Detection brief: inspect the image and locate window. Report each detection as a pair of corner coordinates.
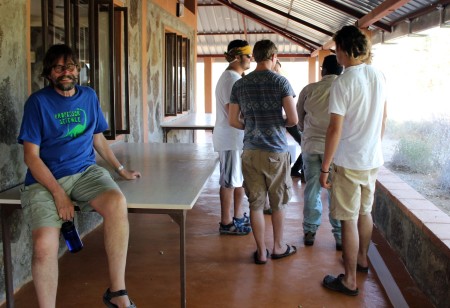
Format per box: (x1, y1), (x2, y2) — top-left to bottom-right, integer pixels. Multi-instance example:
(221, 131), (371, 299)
(29, 0), (129, 139)
(164, 32), (190, 116)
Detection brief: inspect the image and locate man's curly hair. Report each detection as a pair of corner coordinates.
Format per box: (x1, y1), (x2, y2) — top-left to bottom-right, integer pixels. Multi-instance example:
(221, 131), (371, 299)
(333, 25), (369, 60)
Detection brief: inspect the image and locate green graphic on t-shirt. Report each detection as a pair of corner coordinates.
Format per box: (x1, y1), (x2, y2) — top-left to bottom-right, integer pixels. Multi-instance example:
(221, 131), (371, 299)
(55, 108), (87, 138)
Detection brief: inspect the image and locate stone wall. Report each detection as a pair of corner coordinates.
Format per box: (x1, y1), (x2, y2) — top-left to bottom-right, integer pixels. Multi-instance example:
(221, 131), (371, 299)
(373, 167), (450, 307)
(0, 0), (197, 302)
(0, 0), (34, 299)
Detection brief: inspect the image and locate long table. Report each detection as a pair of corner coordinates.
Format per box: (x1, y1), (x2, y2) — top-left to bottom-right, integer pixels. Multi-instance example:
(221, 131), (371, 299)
(161, 113), (215, 142)
(0, 143), (218, 308)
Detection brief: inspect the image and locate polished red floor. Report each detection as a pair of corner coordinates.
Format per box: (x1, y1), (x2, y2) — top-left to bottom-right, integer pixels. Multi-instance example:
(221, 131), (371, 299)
(3, 133), (432, 307)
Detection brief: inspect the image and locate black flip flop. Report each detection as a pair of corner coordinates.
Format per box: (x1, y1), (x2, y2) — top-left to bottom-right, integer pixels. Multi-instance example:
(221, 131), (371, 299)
(322, 274), (359, 296)
(103, 288), (136, 308)
(271, 244), (297, 259)
(357, 264), (369, 273)
(253, 249), (270, 264)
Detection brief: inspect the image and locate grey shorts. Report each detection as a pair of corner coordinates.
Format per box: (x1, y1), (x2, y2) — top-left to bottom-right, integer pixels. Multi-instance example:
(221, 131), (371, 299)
(218, 150), (244, 188)
(21, 165), (120, 230)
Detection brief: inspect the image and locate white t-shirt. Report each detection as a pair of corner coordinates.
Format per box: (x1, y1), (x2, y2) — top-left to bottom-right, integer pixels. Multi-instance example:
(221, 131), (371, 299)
(213, 70), (244, 151)
(329, 63), (387, 170)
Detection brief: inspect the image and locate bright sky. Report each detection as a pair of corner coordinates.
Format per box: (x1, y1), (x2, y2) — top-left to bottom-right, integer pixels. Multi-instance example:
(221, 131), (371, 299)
(371, 27), (450, 122)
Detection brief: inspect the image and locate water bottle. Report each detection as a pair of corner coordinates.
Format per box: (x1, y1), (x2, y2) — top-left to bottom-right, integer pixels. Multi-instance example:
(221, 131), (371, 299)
(61, 220), (83, 253)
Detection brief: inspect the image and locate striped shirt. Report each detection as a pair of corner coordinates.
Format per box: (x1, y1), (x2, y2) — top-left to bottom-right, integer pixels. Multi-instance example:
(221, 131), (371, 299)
(230, 70), (296, 153)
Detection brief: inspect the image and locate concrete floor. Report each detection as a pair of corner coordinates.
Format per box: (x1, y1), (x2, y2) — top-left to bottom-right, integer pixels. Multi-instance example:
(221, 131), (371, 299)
(3, 138), (432, 307)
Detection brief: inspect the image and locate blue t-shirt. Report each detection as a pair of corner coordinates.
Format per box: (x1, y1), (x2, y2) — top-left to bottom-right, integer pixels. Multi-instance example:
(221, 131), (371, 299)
(18, 85), (108, 185)
(230, 70), (296, 152)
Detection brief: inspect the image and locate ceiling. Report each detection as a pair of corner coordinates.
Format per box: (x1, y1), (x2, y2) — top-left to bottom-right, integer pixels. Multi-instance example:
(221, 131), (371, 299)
(197, 0), (450, 57)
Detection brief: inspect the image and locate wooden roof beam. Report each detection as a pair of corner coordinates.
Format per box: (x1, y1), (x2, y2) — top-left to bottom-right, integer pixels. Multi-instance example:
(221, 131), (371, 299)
(215, 0), (319, 51)
(316, 0), (392, 32)
(356, 0), (411, 28)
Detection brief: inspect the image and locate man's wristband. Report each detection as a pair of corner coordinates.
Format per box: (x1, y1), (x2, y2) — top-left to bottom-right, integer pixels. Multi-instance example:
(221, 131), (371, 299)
(320, 169), (330, 174)
(116, 165), (124, 173)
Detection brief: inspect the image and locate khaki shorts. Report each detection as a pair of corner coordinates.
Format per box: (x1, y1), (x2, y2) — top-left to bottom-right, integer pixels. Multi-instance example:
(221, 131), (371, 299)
(21, 165), (120, 230)
(218, 150), (243, 188)
(241, 150), (292, 211)
(330, 165), (379, 221)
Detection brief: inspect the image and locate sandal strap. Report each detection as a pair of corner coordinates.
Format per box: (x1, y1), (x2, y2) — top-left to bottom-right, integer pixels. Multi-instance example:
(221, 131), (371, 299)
(105, 288), (128, 300)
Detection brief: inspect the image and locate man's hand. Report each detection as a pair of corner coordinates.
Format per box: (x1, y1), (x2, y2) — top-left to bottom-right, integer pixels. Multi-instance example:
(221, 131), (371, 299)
(53, 191), (75, 221)
(118, 169), (141, 180)
(319, 171), (331, 189)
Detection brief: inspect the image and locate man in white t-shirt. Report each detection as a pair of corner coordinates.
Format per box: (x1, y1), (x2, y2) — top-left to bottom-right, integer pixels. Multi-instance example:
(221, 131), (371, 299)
(213, 40), (252, 235)
(320, 26), (387, 296)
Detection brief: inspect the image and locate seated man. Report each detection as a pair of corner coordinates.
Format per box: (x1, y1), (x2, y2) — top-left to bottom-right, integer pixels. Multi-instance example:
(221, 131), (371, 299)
(18, 44), (140, 308)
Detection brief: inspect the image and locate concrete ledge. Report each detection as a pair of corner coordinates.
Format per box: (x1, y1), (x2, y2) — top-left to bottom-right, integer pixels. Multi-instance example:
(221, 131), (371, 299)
(373, 166), (450, 307)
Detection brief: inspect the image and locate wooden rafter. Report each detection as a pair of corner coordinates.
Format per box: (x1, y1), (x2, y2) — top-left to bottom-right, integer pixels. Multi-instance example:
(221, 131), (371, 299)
(356, 0), (411, 28)
(316, 0), (392, 32)
(216, 0), (319, 51)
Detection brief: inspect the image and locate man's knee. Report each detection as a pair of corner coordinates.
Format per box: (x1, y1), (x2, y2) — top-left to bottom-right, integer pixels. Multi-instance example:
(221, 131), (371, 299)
(93, 189), (128, 219)
(32, 228), (60, 261)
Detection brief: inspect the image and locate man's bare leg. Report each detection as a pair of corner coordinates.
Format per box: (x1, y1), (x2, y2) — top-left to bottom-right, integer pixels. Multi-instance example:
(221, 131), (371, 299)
(91, 189), (131, 307)
(357, 213), (373, 268)
(271, 208), (287, 255)
(341, 219), (358, 290)
(233, 187), (245, 219)
(250, 209), (267, 261)
(32, 227), (60, 308)
(219, 186), (234, 224)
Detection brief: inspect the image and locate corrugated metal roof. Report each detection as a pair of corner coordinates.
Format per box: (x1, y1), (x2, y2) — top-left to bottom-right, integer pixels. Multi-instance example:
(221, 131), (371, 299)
(197, 0), (445, 56)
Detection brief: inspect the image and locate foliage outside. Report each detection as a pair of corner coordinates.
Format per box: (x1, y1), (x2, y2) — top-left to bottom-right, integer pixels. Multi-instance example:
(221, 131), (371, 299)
(389, 118), (450, 185)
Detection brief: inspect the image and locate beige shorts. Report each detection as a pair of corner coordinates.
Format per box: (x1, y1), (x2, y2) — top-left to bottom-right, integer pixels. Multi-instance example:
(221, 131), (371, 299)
(241, 150), (292, 211)
(21, 165), (120, 230)
(330, 165), (379, 221)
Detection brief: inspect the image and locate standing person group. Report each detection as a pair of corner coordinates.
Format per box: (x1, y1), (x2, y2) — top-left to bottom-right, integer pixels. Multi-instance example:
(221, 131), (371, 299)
(229, 39), (298, 264)
(213, 39), (253, 235)
(297, 55), (343, 250)
(223, 25), (387, 297)
(320, 25), (387, 296)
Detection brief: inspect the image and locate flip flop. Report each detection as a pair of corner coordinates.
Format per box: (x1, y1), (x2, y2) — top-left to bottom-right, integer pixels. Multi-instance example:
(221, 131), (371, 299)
(357, 264), (369, 273)
(253, 249), (270, 264)
(322, 274), (359, 296)
(271, 244), (297, 260)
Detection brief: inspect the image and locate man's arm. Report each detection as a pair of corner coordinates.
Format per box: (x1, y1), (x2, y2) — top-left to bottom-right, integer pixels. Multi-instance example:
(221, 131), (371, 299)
(229, 103), (244, 130)
(319, 113), (344, 188)
(282, 96), (298, 127)
(296, 89), (307, 132)
(93, 133), (141, 180)
(23, 141), (75, 221)
(381, 101), (387, 139)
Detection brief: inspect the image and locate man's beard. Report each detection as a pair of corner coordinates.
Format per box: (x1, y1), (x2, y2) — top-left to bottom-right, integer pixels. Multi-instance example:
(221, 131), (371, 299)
(54, 75), (78, 91)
